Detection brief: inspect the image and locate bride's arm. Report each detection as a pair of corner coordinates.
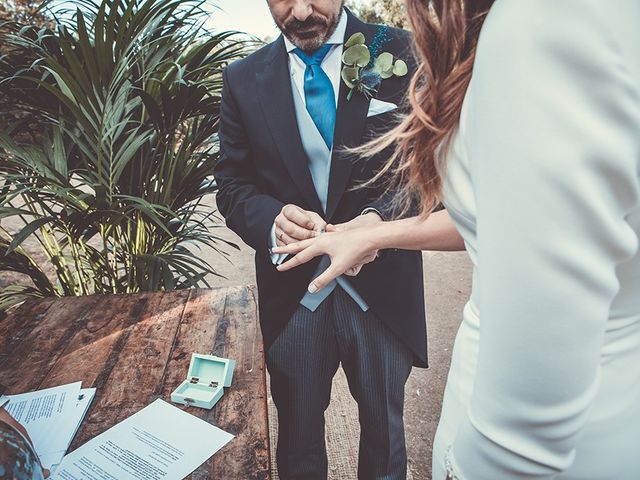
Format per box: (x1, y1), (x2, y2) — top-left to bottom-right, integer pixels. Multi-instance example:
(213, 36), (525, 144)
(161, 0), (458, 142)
(448, 1), (640, 478)
(366, 209), (465, 252)
(273, 209), (465, 291)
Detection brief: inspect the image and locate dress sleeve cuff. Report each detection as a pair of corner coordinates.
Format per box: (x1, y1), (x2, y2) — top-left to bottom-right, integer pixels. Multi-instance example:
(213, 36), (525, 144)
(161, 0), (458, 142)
(269, 223), (287, 266)
(361, 207), (384, 220)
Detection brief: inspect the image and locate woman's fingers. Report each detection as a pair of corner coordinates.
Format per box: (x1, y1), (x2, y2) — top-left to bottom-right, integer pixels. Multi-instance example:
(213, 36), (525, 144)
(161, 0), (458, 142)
(345, 265), (363, 276)
(272, 238), (314, 256)
(276, 242), (320, 271)
(363, 252), (378, 263)
(344, 252), (378, 277)
(308, 264), (343, 293)
(325, 223), (342, 232)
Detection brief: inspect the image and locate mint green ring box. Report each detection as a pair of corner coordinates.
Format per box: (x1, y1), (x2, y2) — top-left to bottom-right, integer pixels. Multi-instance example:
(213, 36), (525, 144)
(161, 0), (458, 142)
(171, 353), (235, 409)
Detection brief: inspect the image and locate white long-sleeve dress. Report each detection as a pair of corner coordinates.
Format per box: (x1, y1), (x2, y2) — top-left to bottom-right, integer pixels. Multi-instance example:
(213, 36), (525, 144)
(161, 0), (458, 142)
(432, 1), (640, 478)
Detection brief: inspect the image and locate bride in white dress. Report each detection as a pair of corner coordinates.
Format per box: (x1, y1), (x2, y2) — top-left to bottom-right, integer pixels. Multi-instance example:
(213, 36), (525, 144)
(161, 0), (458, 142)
(273, 0), (640, 478)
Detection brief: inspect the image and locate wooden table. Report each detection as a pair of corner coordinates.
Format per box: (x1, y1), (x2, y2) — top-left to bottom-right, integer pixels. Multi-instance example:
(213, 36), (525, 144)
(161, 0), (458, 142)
(0, 286), (271, 479)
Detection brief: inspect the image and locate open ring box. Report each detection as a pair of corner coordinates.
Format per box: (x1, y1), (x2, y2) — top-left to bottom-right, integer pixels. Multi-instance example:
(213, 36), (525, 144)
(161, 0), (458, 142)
(171, 353), (235, 409)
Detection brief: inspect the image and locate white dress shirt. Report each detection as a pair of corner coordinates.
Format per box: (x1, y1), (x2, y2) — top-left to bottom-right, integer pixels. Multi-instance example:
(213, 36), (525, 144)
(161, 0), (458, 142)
(284, 11), (346, 109)
(269, 10), (347, 263)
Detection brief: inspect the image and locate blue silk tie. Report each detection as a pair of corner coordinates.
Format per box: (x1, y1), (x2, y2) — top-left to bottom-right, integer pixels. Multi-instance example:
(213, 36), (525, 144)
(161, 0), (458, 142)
(293, 44), (337, 149)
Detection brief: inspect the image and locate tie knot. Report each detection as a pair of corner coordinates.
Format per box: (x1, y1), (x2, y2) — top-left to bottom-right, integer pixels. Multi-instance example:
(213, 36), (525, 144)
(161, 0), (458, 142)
(294, 44), (333, 67)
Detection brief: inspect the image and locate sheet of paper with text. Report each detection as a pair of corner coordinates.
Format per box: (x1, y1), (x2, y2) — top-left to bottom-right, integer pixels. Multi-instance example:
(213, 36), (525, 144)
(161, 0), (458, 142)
(5, 381), (87, 469)
(50, 399), (234, 480)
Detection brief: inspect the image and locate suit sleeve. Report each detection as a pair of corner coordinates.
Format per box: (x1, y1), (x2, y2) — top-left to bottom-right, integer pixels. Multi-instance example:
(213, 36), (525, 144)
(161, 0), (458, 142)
(214, 66), (284, 253)
(450, 1), (640, 478)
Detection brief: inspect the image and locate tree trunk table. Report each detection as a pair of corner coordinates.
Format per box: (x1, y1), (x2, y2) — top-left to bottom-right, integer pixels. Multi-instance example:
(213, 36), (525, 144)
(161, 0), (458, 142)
(0, 286), (270, 480)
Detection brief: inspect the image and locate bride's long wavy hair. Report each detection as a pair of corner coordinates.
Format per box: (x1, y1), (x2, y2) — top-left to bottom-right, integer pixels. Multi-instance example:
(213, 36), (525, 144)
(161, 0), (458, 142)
(362, 0), (494, 216)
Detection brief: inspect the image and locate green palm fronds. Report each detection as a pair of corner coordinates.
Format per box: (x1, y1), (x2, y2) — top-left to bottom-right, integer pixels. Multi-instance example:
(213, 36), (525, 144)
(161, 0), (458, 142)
(0, 0), (244, 310)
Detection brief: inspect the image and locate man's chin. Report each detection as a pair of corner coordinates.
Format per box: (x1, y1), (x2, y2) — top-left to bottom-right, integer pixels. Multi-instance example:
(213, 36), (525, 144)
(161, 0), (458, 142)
(287, 35), (325, 52)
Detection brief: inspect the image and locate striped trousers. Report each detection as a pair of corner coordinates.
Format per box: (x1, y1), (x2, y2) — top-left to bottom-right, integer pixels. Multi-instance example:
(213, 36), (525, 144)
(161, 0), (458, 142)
(266, 288), (413, 480)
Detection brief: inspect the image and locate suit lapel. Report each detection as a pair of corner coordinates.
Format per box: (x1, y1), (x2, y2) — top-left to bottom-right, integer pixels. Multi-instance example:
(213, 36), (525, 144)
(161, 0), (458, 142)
(326, 14), (378, 220)
(256, 37), (324, 213)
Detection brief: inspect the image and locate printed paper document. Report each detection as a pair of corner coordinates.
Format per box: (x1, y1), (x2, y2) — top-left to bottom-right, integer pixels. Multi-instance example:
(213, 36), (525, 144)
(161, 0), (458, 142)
(5, 382), (94, 469)
(50, 399), (233, 480)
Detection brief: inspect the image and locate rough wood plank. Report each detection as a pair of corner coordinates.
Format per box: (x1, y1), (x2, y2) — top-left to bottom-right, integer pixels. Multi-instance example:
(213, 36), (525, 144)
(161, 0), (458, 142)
(158, 288), (228, 394)
(175, 286), (270, 480)
(69, 289), (191, 448)
(40, 292), (157, 390)
(0, 297), (55, 358)
(210, 285), (269, 480)
(0, 288), (270, 480)
(0, 295), (101, 393)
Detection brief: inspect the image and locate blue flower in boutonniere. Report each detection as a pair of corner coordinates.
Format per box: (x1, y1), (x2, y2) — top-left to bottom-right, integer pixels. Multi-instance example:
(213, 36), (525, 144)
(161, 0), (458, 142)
(341, 28), (408, 101)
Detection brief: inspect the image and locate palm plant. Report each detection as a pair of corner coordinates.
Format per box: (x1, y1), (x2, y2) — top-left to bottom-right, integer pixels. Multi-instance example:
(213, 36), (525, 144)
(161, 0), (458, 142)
(0, 0), (244, 311)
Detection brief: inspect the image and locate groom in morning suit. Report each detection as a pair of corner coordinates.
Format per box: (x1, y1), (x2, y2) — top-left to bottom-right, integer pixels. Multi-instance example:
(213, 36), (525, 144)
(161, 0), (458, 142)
(214, 1), (426, 478)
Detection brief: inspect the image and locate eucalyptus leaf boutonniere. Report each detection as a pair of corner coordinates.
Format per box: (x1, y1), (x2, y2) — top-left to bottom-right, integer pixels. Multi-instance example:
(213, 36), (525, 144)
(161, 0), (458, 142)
(341, 28), (408, 101)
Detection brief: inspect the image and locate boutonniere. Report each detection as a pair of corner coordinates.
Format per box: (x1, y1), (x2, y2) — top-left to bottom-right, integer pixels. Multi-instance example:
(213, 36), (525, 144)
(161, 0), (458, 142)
(341, 27), (408, 101)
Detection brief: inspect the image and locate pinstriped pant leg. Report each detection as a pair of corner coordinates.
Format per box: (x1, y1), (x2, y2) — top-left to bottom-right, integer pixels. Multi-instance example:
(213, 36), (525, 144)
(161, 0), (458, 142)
(332, 288), (414, 480)
(266, 300), (340, 480)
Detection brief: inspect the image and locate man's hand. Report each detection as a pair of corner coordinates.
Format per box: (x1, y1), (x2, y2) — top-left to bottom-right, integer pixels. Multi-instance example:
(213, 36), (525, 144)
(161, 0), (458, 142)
(274, 204), (326, 246)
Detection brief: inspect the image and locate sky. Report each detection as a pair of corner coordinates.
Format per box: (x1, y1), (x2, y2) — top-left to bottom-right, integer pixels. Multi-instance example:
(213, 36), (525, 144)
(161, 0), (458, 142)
(206, 0), (367, 40)
(205, 0), (279, 40)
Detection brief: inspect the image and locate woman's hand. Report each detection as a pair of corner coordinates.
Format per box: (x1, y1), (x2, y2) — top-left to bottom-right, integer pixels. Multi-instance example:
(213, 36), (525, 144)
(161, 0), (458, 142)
(273, 227), (379, 292)
(273, 210), (465, 292)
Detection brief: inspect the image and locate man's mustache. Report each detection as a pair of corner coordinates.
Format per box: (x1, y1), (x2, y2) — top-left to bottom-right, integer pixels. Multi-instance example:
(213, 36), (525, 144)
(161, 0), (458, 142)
(284, 16), (328, 35)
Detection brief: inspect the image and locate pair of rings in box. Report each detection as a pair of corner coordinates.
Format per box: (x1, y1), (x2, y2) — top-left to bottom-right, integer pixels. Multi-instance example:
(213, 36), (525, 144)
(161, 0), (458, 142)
(171, 353), (235, 409)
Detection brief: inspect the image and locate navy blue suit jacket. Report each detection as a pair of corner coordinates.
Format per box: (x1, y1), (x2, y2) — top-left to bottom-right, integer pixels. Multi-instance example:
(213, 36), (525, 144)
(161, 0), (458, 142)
(214, 12), (428, 367)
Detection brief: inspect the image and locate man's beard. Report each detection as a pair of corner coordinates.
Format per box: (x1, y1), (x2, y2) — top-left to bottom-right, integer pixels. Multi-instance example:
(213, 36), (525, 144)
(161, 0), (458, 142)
(278, 4), (344, 52)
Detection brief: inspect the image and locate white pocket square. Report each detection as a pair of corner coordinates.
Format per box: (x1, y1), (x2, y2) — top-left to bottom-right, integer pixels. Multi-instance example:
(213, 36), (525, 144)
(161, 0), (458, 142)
(367, 99), (398, 117)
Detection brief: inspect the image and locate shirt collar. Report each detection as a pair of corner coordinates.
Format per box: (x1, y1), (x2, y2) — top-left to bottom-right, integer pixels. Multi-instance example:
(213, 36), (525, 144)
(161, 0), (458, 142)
(284, 8), (348, 53)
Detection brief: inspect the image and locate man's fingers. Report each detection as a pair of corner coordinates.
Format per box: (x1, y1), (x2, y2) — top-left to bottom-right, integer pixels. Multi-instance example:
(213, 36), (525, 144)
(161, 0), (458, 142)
(282, 204), (316, 230)
(275, 230), (296, 246)
(308, 265), (341, 293)
(277, 220), (316, 240)
(276, 214), (324, 240)
(281, 204), (327, 232)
